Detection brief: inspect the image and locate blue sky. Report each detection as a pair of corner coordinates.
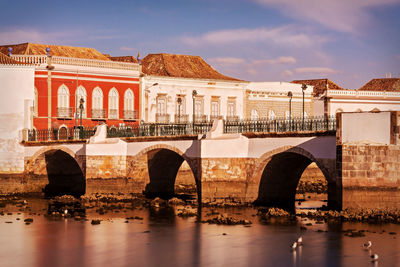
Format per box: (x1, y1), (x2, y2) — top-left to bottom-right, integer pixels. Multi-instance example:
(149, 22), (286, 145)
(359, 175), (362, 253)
(1, 0), (399, 89)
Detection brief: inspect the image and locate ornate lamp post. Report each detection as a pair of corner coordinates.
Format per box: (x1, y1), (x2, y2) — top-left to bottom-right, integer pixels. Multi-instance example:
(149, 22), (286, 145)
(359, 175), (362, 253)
(301, 84), (307, 129)
(192, 90), (197, 131)
(79, 98), (85, 127)
(177, 97), (182, 123)
(287, 91), (293, 121)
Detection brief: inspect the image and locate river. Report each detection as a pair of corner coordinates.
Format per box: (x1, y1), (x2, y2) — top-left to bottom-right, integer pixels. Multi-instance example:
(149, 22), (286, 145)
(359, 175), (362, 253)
(0, 197), (399, 267)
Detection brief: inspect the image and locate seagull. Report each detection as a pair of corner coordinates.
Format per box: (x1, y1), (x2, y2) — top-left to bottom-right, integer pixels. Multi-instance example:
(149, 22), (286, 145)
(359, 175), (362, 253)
(297, 236), (303, 246)
(64, 209), (68, 215)
(370, 254), (378, 261)
(362, 241), (372, 250)
(291, 241), (297, 251)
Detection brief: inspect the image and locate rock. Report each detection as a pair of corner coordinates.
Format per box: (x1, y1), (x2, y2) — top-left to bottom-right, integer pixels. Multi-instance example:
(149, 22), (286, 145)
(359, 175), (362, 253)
(24, 218), (33, 223)
(168, 197), (185, 205)
(91, 219), (101, 225)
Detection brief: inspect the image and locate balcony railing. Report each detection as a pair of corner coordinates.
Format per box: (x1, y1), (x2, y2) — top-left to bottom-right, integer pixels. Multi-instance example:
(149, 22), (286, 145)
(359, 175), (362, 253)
(108, 109), (119, 119)
(10, 55), (140, 71)
(194, 114), (208, 123)
(226, 115), (239, 121)
(210, 115), (223, 121)
(174, 114), (189, 123)
(57, 107), (73, 118)
(26, 116), (336, 142)
(124, 110), (138, 120)
(156, 113), (170, 123)
(91, 109), (106, 119)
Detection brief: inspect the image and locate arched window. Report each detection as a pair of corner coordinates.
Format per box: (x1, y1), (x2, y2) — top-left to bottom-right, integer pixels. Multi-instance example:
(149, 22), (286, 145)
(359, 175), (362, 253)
(57, 84), (70, 118)
(76, 86), (87, 118)
(251, 109), (259, 120)
(34, 87), (38, 117)
(108, 88), (119, 119)
(92, 87), (104, 119)
(124, 89), (135, 120)
(268, 109), (276, 120)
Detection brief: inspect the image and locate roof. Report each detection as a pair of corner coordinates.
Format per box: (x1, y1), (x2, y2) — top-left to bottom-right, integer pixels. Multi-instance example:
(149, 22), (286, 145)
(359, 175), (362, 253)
(0, 52), (27, 65)
(291, 78), (345, 96)
(358, 78), (400, 92)
(0, 43), (110, 61)
(110, 56), (138, 63)
(142, 53), (240, 81)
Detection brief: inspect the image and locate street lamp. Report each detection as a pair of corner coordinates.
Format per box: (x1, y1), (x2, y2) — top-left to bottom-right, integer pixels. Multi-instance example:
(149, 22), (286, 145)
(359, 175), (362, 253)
(301, 84), (307, 129)
(177, 97), (182, 123)
(192, 90), (197, 130)
(79, 98), (85, 127)
(287, 91), (293, 121)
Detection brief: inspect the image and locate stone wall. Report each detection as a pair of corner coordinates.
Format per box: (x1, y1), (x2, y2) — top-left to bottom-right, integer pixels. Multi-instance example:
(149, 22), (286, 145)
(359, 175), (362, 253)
(340, 144), (400, 210)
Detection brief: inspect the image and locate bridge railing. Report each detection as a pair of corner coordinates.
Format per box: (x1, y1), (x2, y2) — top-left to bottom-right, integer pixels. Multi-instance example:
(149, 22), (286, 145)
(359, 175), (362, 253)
(25, 116), (336, 142)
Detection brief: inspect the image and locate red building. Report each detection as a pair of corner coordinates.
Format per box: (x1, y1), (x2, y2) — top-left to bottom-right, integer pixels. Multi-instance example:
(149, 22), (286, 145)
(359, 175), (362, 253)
(0, 43), (141, 133)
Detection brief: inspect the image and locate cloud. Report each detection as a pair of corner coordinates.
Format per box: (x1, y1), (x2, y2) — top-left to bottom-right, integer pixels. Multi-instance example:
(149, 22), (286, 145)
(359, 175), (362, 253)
(252, 56), (296, 65)
(181, 25), (327, 47)
(208, 57), (245, 66)
(253, 0), (400, 33)
(281, 70), (293, 77)
(294, 67), (340, 75)
(120, 46), (136, 52)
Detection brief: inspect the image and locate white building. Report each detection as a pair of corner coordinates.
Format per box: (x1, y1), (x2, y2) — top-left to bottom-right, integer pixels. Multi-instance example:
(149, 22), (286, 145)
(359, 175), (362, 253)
(0, 53), (35, 173)
(140, 53), (247, 123)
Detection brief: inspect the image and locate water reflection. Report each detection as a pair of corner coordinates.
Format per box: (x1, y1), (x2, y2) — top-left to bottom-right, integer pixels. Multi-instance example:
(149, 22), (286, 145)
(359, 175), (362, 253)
(0, 199), (399, 267)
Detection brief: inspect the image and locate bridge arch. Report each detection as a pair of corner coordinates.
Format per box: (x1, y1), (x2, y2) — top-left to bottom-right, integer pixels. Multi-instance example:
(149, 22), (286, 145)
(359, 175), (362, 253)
(250, 145), (337, 211)
(128, 144), (200, 200)
(26, 146), (86, 198)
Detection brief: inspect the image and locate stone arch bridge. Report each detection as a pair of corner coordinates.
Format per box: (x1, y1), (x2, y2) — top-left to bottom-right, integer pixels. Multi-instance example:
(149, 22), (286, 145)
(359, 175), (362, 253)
(24, 128), (339, 210)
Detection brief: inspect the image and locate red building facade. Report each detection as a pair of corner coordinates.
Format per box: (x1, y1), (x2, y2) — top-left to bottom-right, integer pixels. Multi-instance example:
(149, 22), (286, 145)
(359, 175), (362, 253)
(1, 43), (141, 132)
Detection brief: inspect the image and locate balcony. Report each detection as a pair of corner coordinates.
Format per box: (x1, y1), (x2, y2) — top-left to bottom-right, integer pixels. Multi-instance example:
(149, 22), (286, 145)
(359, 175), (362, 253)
(57, 107), (73, 118)
(156, 113), (170, 123)
(194, 114), (208, 123)
(226, 115), (239, 121)
(124, 110), (138, 120)
(210, 115), (223, 121)
(108, 109), (119, 119)
(174, 114), (189, 123)
(91, 109), (106, 120)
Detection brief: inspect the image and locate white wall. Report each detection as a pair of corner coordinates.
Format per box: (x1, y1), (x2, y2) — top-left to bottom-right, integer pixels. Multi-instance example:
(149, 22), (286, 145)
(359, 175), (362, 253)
(0, 66), (35, 173)
(142, 76), (247, 123)
(330, 100), (400, 114)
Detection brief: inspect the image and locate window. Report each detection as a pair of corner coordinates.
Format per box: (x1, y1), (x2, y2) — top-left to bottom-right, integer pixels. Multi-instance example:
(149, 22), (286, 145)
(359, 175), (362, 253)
(195, 98), (203, 115)
(76, 86), (87, 118)
(92, 87), (103, 109)
(124, 89), (134, 111)
(57, 84), (69, 109)
(157, 96), (167, 114)
(211, 100), (219, 117)
(108, 88), (119, 119)
(268, 109), (276, 120)
(251, 109), (259, 120)
(227, 99), (236, 117)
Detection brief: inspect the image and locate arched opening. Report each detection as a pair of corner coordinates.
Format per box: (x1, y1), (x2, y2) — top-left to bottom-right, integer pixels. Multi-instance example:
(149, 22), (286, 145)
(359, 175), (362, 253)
(255, 151), (330, 211)
(144, 148), (198, 201)
(42, 150), (85, 198)
(58, 127), (68, 140)
(295, 162), (327, 210)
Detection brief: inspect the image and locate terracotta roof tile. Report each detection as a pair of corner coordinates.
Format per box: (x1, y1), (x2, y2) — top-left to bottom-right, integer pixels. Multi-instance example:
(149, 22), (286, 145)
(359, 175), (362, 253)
(358, 78), (400, 92)
(291, 78), (345, 96)
(142, 53), (240, 81)
(110, 56), (138, 63)
(0, 52), (27, 65)
(0, 43), (110, 61)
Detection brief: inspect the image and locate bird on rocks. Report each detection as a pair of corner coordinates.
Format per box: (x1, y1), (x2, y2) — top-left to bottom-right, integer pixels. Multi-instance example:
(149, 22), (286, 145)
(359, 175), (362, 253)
(291, 241), (297, 251)
(64, 209), (68, 215)
(370, 254), (378, 261)
(362, 241), (372, 250)
(297, 236), (303, 246)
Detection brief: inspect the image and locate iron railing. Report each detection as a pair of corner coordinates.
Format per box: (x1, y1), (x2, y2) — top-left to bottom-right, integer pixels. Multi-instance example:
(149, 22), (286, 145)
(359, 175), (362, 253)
(123, 110), (138, 120)
(91, 109), (106, 119)
(56, 107), (73, 118)
(26, 116), (336, 142)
